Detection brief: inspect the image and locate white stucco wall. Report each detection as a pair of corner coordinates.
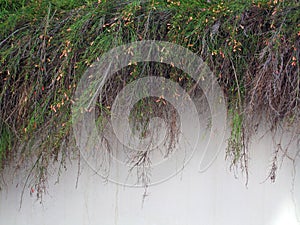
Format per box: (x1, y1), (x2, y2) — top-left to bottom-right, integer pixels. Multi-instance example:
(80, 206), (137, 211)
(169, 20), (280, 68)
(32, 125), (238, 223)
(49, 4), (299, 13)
(0, 126), (299, 225)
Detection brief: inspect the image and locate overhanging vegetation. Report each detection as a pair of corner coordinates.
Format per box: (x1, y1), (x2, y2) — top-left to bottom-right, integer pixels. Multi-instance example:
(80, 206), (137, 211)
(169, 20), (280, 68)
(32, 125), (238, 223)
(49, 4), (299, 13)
(0, 0), (299, 197)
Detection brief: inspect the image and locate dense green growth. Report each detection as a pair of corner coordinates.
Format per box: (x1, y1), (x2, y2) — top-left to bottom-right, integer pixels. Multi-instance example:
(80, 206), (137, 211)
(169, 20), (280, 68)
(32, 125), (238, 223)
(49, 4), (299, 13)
(0, 0), (299, 195)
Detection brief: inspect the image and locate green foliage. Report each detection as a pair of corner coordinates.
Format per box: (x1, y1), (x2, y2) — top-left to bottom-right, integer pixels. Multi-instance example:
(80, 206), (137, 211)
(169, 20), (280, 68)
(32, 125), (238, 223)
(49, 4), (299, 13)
(0, 122), (12, 168)
(0, 0), (299, 193)
(226, 109), (247, 171)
